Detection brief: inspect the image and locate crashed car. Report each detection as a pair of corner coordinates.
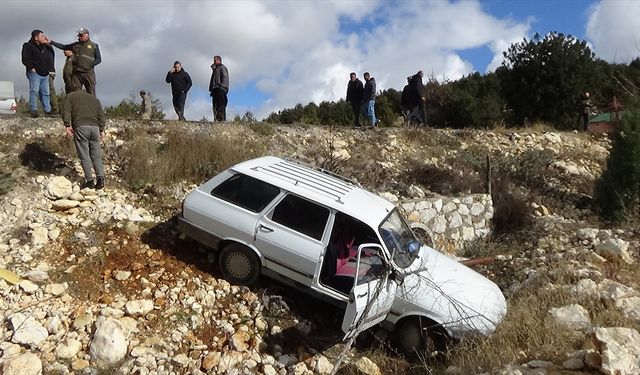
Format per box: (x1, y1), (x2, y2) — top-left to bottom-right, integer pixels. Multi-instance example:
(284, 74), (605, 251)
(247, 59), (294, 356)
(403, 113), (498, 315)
(179, 156), (507, 353)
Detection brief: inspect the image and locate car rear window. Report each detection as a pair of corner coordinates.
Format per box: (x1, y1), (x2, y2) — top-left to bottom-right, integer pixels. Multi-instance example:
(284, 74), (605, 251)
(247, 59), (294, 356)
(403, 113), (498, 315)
(271, 194), (329, 241)
(211, 173), (280, 213)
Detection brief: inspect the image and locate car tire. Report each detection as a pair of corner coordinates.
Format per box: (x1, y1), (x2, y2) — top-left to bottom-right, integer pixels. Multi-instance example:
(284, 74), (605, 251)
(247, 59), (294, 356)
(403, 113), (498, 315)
(219, 243), (261, 286)
(394, 317), (448, 358)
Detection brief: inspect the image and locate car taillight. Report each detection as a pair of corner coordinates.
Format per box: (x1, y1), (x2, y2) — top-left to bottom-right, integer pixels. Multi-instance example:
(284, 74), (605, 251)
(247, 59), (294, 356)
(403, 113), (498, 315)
(10, 102), (17, 112)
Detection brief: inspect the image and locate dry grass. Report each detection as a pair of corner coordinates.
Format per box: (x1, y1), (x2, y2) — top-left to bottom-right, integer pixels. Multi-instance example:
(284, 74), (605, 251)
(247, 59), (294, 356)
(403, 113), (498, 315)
(119, 125), (266, 190)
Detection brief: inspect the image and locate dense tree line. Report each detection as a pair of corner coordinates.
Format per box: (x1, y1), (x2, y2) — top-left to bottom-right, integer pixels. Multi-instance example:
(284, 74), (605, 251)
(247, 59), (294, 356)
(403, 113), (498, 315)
(266, 32), (640, 130)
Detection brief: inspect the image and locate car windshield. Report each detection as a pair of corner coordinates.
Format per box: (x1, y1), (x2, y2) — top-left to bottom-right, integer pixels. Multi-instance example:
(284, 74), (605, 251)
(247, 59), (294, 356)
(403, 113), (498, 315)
(379, 209), (421, 269)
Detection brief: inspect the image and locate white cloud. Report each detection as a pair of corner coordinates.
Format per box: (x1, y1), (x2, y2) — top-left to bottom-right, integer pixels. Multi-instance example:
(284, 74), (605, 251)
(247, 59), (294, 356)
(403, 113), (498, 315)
(0, 0), (529, 121)
(587, 0), (640, 62)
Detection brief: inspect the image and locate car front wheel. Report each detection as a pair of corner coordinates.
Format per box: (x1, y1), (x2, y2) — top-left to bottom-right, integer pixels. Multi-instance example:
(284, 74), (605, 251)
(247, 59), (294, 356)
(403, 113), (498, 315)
(219, 244), (261, 286)
(394, 317), (448, 358)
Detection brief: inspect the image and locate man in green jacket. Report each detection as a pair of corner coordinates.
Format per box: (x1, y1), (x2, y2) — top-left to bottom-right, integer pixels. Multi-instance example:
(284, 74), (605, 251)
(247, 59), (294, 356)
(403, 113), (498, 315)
(48, 27), (101, 95)
(63, 87), (105, 189)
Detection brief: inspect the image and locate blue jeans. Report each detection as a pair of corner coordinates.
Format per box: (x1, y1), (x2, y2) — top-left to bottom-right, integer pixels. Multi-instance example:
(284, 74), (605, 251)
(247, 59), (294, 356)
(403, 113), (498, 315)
(27, 71), (51, 113)
(363, 100), (377, 126)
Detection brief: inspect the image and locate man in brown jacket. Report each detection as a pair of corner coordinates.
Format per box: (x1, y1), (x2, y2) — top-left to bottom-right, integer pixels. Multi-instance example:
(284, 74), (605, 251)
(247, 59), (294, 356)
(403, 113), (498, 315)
(63, 88), (105, 189)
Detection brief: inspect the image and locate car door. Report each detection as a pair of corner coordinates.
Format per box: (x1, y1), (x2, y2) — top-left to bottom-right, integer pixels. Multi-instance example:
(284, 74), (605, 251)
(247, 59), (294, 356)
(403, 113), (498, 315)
(341, 244), (398, 339)
(254, 193), (330, 286)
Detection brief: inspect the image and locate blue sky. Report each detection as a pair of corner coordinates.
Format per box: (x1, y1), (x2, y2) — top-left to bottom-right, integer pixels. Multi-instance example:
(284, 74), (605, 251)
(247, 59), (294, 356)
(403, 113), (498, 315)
(1, 0), (637, 120)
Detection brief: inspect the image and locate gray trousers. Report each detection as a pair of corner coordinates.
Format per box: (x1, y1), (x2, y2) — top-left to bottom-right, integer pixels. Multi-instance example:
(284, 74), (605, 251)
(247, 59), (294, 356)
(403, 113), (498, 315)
(73, 125), (104, 180)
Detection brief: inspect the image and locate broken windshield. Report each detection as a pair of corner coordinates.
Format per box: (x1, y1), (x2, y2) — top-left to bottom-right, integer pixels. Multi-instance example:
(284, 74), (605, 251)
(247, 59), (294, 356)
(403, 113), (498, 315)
(379, 209), (421, 269)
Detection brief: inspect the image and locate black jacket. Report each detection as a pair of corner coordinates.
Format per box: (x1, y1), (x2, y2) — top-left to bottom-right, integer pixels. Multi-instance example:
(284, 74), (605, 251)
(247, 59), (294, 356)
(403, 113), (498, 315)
(409, 74), (425, 103)
(21, 40), (54, 76)
(346, 78), (363, 104)
(363, 77), (376, 102)
(165, 69), (193, 96)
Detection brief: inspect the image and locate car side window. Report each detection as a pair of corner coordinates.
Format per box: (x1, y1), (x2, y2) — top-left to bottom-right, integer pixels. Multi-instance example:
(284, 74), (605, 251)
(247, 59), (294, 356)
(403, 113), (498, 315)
(271, 194), (329, 241)
(211, 173), (280, 213)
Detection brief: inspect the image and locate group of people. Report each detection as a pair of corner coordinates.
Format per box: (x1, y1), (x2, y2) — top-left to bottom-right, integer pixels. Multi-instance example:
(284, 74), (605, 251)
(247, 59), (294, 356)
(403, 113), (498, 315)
(346, 70), (427, 129)
(21, 28), (105, 190)
(21, 27), (101, 117)
(164, 56), (229, 121)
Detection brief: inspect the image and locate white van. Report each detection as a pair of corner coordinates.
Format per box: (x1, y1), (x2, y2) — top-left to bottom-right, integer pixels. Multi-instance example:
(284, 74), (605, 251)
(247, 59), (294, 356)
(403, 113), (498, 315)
(0, 81), (17, 115)
(179, 156), (507, 353)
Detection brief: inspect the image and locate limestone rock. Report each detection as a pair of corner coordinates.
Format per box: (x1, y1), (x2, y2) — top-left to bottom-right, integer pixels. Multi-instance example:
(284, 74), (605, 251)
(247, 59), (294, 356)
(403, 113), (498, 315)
(355, 357), (381, 375)
(52, 199), (81, 211)
(379, 192), (398, 203)
(202, 351), (221, 370)
(31, 227), (48, 246)
(124, 299), (154, 317)
(89, 317), (128, 367)
(25, 270), (48, 283)
(315, 355), (334, 374)
(408, 185), (425, 198)
(230, 331), (250, 351)
(3, 352), (42, 375)
(44, 282), (68, 296)
(614, 297), (640, 322)
(596, 239), (633, 264)
(19, 280), (39, 294)
(599, 279), (638, 301)
(593, 327), (640, 375)
(10, 313), (48, 346)
(55, 338), (82, 359)
(114, 270), (132, 281)
(46, 176), (73, 199)
(547, 304), (592, 331)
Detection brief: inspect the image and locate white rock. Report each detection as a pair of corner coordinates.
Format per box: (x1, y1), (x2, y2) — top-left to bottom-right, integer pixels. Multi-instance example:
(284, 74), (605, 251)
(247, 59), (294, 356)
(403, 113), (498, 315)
(291, 362), (308, 375)
(570, 279), (599, 300)
(19, 280), (39, 294)
(2, 352), (42, 375)
(547, 304), (592, 331)
(408, 185), (425, 198)
(458, 204), (470, 216)
(355, 357), (382, 375)
(52, 199), (81, 211)
(596, 239), (633, 264)
(26, 270), (48, 283)
(55, 338), (83, 359)
(470, 202), (484, 215)
(263, 364), (277, 375)
(31, 227), (48, 246)
(90, 317), (128, 367)
(315, 355), (334, 374)
(48, 227), (61, 240)
(615, 297), (640, 322)
(593, 327), (640, 375)
(379, 192), (398, 203)
(10, 313), (48, 346)
(124, 299), (154, 317)
(432, 199), (443, 212)
(448, 212), (463, 228)
(419, 208), (437, 223)
(576, 228), (600, 242)
(44, 282), (68, 296)
(46, 176), (73, 199)
(414, 201), (431, 211)
(461, 227), (475, 241)
(563, 357), (584, 370)
(599, 279), (638, 301)
(443, 201), (457, 214)
(433, 217), (447, 234)
(114, 270), (132, 281)
(173, 353), (190, 366)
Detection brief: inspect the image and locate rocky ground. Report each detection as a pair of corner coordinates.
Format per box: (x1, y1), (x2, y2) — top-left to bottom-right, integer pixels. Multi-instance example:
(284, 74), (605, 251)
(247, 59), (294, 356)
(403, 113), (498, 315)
(0, 116), (639, 375)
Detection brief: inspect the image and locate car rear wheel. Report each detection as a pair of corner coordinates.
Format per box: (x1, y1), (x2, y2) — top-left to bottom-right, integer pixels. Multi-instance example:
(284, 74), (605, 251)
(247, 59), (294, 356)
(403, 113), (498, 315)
(219, 244), (261, 286)
(394, 317), (448, 358)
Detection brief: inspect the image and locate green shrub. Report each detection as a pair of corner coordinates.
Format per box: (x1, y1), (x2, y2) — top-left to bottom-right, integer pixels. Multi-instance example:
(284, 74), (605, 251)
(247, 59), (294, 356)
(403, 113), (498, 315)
(595, 103), (640, 221)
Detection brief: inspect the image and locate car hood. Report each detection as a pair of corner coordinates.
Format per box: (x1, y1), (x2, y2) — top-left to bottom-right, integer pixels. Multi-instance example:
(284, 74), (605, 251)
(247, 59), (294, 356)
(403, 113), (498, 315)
(392, 246), (507, 336)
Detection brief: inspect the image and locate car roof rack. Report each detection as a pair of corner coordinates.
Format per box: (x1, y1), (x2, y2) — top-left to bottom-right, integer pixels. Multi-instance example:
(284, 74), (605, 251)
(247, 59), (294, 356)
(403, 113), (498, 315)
(283, 157), (361, 188)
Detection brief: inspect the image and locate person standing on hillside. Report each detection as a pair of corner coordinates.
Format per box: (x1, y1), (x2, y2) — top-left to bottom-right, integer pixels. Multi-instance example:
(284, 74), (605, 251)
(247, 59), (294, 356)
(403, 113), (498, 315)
(139, 90), (152, 120)
(165, 61), (192, 121)
(409, 70), (427, 126)
(63, 87), (106, 190)
(21, 29), (54, 117)
(346, 72), (364, 128)
(48, 27), (101, 95)
(578, 91), (592, 131)
(62, 50), (75, 94)
(362, 72), (378, 128)
(209, 55), (229, 121)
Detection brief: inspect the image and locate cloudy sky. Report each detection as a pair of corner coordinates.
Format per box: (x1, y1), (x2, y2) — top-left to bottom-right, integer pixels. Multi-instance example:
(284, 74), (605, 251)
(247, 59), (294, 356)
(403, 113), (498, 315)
(1, 0), (638, 120)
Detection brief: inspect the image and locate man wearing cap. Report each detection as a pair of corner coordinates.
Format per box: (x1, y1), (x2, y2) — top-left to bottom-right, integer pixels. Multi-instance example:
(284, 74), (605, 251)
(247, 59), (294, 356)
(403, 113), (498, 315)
(21, 30), (54, 117)
(165, 61), (192, 121)
(48, 27), (102, 95)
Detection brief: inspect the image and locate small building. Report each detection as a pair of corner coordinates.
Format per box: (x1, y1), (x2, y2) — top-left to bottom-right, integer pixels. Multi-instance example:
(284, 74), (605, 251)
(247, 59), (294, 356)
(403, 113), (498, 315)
(588, 112), (625, 133)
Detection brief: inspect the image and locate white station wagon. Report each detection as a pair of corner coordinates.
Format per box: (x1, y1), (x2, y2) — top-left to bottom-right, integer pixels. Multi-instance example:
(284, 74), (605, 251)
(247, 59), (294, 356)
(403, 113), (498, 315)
(179, 156), (507, 353)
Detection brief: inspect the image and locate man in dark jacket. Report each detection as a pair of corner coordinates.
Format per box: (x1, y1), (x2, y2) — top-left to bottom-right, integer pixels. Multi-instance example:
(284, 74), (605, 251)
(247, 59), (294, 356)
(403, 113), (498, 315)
(63, 86), (106, 190)
(48, 27), (101, 95)
(409, 71), (427, 126)
(346, 72), (363, 128)
(21, 30), (54, 117)
(578, 91), (592, 131)
(362, 72), (378, 127)
(209, 56), (229, 121)
(165, 61), (192, 121)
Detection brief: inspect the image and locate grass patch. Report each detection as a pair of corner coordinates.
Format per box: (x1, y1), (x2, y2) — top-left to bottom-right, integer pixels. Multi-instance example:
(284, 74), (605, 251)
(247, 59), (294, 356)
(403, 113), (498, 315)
(118, 125), (266, 190)
(0, 170), (15, 196)
(248, 122), (276, 137)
